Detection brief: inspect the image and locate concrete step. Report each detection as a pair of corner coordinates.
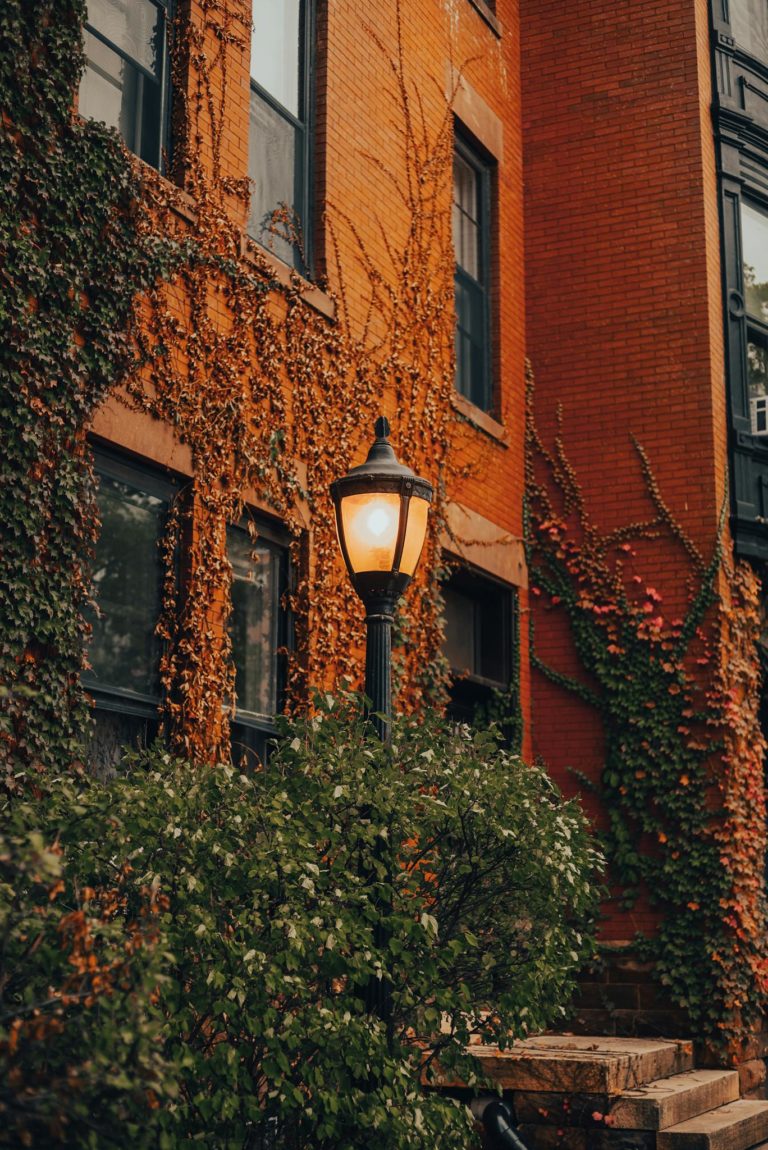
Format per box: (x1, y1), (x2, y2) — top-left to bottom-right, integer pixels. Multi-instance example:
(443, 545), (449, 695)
(440, 1035), (694, 1094)
(656, 1100), (768, 1149)
(609, 1069), (740, 1131)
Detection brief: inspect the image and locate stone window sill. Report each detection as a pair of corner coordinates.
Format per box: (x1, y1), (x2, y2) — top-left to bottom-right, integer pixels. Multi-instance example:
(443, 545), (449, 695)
(453, 392), (508, 445)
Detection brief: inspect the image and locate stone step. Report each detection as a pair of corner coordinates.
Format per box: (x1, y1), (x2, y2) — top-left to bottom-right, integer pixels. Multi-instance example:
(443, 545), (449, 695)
(609, 1069), (740, 1131)
(656, 1100), (768, 1149)
(438, 1035), (694, 1094)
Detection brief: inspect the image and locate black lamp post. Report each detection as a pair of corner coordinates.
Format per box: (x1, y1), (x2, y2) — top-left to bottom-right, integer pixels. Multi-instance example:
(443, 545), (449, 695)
(330, 416), (433, 744)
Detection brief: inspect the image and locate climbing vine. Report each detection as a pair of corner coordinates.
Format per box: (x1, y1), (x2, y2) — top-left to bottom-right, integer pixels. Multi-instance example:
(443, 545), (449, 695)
(127, 0), (478, 761)
(526, 364), (768, 1045)
(0, 0), (175, 787)
(1, 0), (499, 776)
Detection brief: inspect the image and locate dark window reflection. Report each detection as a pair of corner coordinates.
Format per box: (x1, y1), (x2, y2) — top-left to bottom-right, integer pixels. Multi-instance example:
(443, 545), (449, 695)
(228, 521), (289, 770)
(87, 472), (165, 698)
(444, 574), (510, 686)
(443, 567), (515, 727)
(228, 526), (283, 723)
(84, 460), (170, 777)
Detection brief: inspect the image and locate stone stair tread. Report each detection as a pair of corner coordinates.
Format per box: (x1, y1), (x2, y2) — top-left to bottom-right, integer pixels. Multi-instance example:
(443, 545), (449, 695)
(656, 1099), (768, 1149)
(436, 1035), (694, 1093)
(610, 1069), (740, 1131)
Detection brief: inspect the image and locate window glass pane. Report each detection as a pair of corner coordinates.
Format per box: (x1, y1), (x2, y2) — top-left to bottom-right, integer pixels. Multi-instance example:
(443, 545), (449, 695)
(455, 274), (487, 408)
(444, 586), (476, 675)
(229, 528), (280, 720)
(87, 0), (163, 76)
(251, 0), (301, 116)
(453, 153), (480, 279)
(478, 588), (508, 682)
(87, 711), (159, 780)
(84, 0), (160, 75)
(87, 473), (165, 698)
(742, 201), (768, 322)
(248, 90), (298, 265)
(443, 571), (511, 686)
(80, 30), (127, 136)
(730, 0), (768, 61)
(748, 336), (768, 435)
(79, 28), (162, 165)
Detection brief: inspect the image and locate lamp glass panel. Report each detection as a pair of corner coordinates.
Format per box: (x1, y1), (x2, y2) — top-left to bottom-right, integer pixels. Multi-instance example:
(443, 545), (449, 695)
(398, 496), (430, 576)
(340, 492), (401, 573)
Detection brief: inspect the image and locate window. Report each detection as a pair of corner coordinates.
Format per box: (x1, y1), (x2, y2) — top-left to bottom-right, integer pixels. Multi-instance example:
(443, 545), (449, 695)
(249, 0), (312, 270)
(729, 0), (768, 61)
(228, 518), (290, 766)
(78, 0), (170, 170)
(84, 453), (175, 774)
(741, 200), (768, 436)
(453, 133), (493, 412)
(442, 565), (516, 723)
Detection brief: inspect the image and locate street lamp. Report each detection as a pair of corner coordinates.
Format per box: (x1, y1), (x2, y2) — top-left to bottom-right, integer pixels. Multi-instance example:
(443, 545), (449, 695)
(330, 416), (433, 744)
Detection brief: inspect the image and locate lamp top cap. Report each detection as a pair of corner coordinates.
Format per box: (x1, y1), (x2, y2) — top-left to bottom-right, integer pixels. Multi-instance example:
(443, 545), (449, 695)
(341, 415), (418, 481)
(329, 414), (433, 502)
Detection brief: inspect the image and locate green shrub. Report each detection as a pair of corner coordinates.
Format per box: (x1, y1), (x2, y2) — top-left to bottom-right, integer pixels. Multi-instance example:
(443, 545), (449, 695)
(1, 698), (601, 1147)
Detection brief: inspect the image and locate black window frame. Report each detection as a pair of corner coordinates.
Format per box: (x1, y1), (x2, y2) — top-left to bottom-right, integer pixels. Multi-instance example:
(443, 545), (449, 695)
(248, 0), (314, 274)
(442, 562), (517, 723)
(228, 512), (292, 766)
(80, 0), (173, 172)
(453, 128), (494, 414)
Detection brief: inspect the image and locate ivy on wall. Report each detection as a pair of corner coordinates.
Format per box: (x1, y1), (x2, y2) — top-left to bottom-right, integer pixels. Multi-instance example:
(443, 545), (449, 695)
(128, 0), (478, 762)
(525, 365), (768, 1046)
(1, 0), (510, 776)
(0, 0), (174, 787)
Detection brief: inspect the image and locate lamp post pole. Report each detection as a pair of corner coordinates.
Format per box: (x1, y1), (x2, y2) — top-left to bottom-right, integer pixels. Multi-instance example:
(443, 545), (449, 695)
(363, 589), (395, 745)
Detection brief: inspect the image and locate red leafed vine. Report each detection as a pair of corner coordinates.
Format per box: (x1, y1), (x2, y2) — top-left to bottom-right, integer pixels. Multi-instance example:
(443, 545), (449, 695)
(526, 363), (768, 1046)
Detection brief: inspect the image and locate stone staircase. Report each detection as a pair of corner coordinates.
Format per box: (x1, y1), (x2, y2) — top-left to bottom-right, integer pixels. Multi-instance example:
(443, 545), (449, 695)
(445, 1036), (768, 1148)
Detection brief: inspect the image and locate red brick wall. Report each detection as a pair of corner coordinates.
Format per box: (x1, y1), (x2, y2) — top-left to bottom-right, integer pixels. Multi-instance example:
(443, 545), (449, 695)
(521, 0), (726, 937)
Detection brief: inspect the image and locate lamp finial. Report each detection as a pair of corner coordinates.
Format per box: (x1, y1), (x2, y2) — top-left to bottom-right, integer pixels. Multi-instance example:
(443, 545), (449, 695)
(374, 415), (390, 440)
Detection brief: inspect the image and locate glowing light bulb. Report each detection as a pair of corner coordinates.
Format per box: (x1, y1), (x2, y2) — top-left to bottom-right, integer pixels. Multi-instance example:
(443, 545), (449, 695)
(366, 507), (391, 537)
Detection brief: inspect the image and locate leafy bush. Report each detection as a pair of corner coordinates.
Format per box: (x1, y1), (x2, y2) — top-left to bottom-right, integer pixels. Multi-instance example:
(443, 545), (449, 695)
(1, 698), (601, 1147)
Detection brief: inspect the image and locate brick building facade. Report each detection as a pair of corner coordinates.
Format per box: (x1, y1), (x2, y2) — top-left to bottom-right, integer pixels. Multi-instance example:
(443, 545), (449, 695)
(78, 0), (530, 772)
(49, 0), (768, 1049)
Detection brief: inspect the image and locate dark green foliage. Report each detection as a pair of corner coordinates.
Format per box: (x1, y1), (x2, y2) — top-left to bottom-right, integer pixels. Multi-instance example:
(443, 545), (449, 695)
(1, 699), (601, 1147)
(0, 0), (172, 785)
